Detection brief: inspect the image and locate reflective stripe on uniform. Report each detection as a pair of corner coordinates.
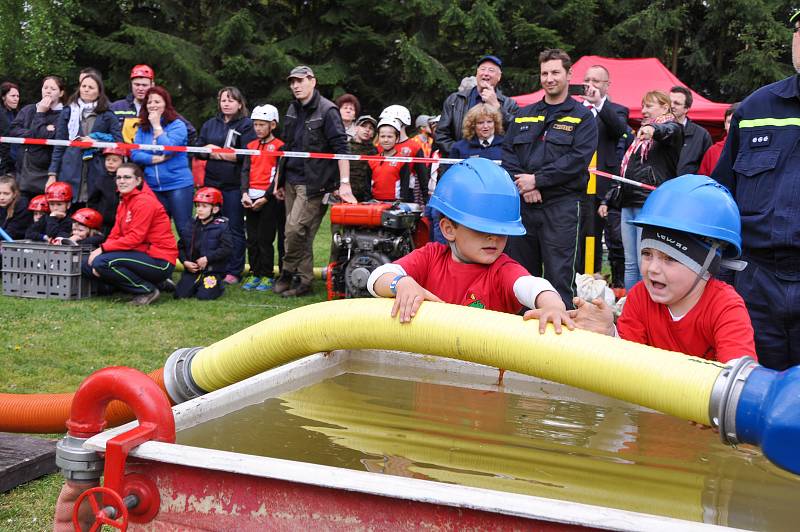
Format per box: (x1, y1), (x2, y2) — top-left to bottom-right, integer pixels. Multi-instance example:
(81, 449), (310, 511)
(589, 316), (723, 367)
(557, 116), (582, 124)
(515, 116), (545, 123)
(739, 118), (800, 128)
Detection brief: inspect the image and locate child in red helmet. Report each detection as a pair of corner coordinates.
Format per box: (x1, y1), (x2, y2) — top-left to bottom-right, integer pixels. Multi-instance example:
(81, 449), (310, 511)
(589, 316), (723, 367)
(175, 187), (232, 300)
(25, 181), (74, 242)
(28, 194), (50, 223)
(61, 207), (105, 248)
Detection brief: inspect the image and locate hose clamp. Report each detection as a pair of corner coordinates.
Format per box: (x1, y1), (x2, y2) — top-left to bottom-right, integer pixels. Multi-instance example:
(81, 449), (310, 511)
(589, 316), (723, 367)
(709, 356), (757, 445)
(163, 347), (207, 404)
(56, 435), (104, 481)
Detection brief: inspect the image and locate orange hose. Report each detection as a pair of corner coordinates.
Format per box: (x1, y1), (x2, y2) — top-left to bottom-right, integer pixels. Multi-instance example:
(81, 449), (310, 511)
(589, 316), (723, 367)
(0, 369), (167, 433)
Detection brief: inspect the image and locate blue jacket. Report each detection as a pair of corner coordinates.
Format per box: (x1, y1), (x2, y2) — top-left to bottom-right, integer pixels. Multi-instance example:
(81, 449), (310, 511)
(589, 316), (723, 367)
(450, 134), (505, 162)
(711, 74), (800, 270)
(131, 119), (194, 192)
(110, 94), (197, 144)
(178, 215), (232, 274)
(196, 114), (255, 191)
(48, 105), (122, 202)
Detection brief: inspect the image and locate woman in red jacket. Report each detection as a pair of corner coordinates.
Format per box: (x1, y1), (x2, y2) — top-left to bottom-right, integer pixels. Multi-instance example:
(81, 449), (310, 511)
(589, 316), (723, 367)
(83, 162), (178, 305)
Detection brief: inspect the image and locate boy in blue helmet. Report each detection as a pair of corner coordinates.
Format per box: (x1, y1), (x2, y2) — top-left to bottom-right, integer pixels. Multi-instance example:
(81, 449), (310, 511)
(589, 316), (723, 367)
(567, 174), (757, 363)
(367, 158), (572, 333)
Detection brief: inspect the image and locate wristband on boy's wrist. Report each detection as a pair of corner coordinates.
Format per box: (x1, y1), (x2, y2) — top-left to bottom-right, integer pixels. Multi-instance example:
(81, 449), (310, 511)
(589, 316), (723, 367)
(389, 274), (407, 295)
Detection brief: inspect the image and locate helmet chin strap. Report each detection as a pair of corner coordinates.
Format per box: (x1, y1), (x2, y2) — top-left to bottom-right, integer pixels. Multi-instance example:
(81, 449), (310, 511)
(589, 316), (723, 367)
(448, 240), (474, 264)
(677, 242), (720, 305)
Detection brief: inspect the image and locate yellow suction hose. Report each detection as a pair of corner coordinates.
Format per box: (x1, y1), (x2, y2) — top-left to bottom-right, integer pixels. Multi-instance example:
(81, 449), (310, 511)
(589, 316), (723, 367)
(183, 299), (726, 424)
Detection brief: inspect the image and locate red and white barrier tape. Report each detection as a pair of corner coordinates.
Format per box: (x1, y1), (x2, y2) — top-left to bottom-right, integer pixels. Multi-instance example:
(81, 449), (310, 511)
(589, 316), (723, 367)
(0, 136), (463, 165)
(0, 136), (657, 190)
(589, 168), (657, 190)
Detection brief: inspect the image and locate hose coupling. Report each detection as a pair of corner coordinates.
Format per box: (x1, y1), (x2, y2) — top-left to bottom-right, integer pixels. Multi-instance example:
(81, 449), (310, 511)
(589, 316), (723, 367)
(163, 347), (207, 404)
(56, 435), (104, 481)
(708, 356), (758, 445)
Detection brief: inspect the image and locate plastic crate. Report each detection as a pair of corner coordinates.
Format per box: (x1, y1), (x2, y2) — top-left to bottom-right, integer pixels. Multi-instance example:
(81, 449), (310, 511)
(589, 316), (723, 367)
(1, 241), (93, 299)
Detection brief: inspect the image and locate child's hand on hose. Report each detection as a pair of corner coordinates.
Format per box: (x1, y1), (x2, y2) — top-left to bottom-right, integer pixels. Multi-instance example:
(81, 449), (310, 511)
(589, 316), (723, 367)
(523, 291), (575, 334)
(391, 276), (442, 323)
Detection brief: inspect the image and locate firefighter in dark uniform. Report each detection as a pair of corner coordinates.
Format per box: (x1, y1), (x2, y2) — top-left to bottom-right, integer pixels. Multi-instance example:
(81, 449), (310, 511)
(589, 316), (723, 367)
(711, 10), (800, 370)
(502, 49), (598, 308)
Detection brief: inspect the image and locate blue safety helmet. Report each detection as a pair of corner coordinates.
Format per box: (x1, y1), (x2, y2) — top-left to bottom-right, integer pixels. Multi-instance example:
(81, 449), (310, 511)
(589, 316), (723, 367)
(631, 174), (742, 258)
(429, 158), (525, 236)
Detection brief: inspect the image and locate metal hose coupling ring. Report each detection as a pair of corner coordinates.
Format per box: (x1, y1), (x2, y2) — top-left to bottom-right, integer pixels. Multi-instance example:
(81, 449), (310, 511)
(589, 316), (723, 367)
(708, 356), (758, 445)
(56, 435), (104, 481)
(163, 347), (207, 404)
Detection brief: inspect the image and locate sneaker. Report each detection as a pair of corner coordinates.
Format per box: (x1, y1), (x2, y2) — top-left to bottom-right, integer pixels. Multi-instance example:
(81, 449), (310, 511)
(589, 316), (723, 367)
(255, 278), (274, 291)
(223, 274), (240, 285)
(272, 274), (293, 294)
(242, 276), (262, 291)
(281, 283), (312, 298)
(130, 288), (160, 306)
(158, 278), (176, 293)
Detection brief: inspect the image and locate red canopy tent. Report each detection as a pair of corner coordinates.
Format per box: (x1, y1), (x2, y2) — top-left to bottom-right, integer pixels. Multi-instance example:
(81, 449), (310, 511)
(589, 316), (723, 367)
(512, 55), (731, 139)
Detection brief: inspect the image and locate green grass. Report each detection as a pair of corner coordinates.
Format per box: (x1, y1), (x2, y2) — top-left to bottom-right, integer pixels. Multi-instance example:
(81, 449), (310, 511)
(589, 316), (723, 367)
(0, 218), (333, 531)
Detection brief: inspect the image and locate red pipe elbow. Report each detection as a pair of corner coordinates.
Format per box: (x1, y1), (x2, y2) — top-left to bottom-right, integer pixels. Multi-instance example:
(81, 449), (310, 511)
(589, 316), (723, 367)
(66, 366), (175, 442)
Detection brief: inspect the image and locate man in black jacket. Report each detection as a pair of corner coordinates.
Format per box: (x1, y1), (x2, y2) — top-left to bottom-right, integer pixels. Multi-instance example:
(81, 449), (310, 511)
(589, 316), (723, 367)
(577, 65), (629, 287)
(274, 66), (353, 297)
(435, 55), (519, 156)
(670, 86), (712, 175)
(502, 49), (598, 307)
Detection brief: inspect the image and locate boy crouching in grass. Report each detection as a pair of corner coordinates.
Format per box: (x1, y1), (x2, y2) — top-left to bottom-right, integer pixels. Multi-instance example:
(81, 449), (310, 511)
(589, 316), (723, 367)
(367, 158), (572, 333)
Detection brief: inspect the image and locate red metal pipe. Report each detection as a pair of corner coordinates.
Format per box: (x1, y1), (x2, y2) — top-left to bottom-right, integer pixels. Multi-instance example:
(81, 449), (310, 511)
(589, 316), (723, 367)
(66, 366), (175, 441)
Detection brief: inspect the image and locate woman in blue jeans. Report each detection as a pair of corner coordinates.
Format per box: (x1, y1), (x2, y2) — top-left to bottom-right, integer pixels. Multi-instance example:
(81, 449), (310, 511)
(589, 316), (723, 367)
(605, 90), (683, 290)
(195, 87), (256, 284)
(131, 86), (194, 233)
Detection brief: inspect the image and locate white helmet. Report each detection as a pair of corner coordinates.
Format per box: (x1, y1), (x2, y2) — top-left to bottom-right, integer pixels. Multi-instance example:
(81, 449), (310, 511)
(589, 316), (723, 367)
(380, 105), (411, 127)
(377, 116), (402, 133)
(251, 104), (280, 123)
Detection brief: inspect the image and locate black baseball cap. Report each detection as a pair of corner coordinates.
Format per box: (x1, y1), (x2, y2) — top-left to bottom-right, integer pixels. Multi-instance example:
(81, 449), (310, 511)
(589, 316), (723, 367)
(791, 9), (799, 23)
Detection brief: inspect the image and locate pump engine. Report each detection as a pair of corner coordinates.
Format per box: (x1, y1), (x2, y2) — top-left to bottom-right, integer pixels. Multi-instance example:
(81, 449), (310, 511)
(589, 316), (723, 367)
(327, 202), (427, 299)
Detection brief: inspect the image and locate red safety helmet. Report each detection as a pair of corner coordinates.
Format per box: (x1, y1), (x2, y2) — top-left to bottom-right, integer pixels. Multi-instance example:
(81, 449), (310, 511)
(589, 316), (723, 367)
(193, 187), (223, 205)
(28, 195), (50, 213)
(103, 147), (129, 158)
(130, 64), (155, 80)
(45, 182), (73, 203)
(71, 208), (104, 230)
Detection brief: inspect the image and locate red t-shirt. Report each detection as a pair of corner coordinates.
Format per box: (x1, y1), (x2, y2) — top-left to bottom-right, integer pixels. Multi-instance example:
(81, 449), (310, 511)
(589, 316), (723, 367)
(394, 242), (530, 314)
(617, 278), (756, 363)
(368, 152), (408, 201)
(698, 138), (725, 176)
(246, 137), (284, 190)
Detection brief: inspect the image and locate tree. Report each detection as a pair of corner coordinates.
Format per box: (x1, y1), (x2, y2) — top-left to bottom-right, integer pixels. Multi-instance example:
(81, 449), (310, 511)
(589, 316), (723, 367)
(1, 0), (796, 125)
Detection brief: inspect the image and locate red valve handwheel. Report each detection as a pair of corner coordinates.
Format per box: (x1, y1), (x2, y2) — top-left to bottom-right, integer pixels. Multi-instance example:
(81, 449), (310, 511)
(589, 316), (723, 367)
(73, 486), (129, 531)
